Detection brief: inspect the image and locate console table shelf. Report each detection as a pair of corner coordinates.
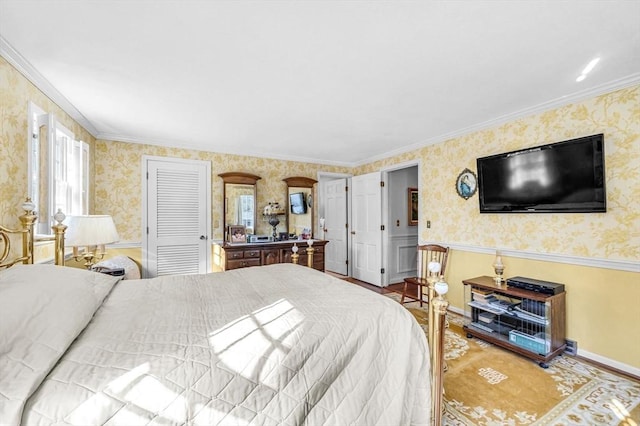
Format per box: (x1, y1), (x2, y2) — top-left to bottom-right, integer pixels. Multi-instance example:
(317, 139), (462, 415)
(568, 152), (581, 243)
(462, 276), (566, 368)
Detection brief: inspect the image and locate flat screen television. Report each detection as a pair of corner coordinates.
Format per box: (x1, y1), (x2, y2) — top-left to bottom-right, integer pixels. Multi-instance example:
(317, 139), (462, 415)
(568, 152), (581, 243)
(477, 134), (606, 213)
(290, 192), (307, 214)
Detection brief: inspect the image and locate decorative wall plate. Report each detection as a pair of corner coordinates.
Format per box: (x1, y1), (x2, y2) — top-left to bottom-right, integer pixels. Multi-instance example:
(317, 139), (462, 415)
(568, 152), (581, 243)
(455, 168), (477, 200)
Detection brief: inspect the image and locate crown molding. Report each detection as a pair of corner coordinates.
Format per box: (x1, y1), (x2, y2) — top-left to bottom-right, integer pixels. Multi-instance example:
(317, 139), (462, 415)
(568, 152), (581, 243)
(355, 73), (640, 167)
(0, 36), (98, 136)
(96, 132), (356, 168)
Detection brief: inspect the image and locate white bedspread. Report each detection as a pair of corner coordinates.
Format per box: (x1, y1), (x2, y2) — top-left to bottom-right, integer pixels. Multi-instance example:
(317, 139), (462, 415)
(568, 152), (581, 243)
(3, 263), (430, 425)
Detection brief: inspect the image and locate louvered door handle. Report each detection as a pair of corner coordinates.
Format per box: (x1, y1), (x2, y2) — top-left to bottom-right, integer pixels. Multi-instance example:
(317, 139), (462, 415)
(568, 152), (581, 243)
(200, 235), (207, 240)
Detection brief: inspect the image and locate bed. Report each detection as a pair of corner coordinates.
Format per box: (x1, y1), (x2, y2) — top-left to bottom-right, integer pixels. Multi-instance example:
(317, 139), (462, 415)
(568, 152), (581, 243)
(0, 205), (447, 425)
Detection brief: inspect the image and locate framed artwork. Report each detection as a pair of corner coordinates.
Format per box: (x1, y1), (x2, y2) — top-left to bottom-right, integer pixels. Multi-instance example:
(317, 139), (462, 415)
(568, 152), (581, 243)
(229, 225), (247, 243)
(408, 187), (418, 226)
(455, 168), (477, 200)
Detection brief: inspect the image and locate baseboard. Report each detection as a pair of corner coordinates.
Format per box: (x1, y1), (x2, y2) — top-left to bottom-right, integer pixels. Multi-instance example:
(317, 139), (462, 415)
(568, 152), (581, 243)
(448, 305), (465, 317)
(576, 349), (640, 380)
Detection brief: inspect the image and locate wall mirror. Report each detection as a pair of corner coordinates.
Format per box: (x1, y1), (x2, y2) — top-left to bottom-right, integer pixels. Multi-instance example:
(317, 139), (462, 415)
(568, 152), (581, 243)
(283, 176), (317, 239)
(219, 172), (261, 242)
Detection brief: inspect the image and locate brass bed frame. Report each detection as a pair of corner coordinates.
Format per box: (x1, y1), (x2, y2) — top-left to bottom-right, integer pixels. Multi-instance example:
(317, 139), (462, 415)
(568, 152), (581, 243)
(1, 200), (448, 426)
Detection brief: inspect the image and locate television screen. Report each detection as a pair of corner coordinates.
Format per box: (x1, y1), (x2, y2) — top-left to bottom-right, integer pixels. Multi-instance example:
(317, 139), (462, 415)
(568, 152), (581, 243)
(290, 192), (307, 214)
(477, 134), (606, 213)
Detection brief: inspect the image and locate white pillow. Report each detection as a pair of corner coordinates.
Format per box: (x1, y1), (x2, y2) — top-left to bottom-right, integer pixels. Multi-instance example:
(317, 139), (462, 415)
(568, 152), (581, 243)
(0, 264), (120, 424)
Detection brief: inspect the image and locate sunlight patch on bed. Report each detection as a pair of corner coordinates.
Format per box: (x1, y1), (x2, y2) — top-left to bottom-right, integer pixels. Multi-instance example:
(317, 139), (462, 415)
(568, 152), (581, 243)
(106, 362), (150, 393)
(99, 362), (189, 422)
(208, 299), (304, 379)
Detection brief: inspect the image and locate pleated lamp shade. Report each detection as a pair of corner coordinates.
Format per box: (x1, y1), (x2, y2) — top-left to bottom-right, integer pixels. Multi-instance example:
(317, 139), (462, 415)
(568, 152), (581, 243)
(65, 215), (119, 247)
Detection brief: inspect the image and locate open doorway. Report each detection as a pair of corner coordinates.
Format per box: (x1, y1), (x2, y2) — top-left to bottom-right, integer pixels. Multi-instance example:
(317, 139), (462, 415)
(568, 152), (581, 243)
(318, 163), (419, 287)
(382, 162), (419, 286)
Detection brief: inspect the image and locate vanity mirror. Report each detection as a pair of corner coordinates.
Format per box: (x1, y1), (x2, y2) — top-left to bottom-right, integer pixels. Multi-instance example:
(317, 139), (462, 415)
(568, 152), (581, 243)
(219, 172), (261, 242)
(283, 176), (317, 240)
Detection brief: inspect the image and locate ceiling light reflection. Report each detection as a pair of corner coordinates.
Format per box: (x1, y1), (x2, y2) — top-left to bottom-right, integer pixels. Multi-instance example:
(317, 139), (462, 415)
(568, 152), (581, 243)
(576, 57), (600, 82)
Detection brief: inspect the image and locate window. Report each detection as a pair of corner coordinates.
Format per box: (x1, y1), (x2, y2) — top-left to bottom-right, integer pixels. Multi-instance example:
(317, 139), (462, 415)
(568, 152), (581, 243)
(239, 194), (254, 232)
(28, 102), (89, 235)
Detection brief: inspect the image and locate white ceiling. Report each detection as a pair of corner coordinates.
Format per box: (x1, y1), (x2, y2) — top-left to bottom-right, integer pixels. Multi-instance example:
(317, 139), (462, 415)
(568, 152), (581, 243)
(1, 1), (639, 166)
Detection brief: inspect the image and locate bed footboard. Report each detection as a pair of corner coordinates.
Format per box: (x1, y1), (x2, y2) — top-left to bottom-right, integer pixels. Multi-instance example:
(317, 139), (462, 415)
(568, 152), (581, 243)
(0, 200), (67, 267)
(0, 199), (37, 268)
(290, 242), (315, 267)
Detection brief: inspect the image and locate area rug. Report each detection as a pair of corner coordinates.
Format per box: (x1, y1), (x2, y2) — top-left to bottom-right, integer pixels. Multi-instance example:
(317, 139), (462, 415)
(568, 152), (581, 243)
(385, 293), (640, 425)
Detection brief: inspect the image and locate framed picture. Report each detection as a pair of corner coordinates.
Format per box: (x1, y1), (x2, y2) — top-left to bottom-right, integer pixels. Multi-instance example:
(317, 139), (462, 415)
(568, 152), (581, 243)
(455, 168), (478, 200)
(408, 188), (418, 226)
(229, 225), (247, 243)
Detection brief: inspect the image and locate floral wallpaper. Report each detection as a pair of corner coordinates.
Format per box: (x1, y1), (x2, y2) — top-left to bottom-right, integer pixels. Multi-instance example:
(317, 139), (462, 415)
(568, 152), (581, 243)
(355, 86), (640, 262)
(0, 56), (95, 260)
(94, 141), (350, 242)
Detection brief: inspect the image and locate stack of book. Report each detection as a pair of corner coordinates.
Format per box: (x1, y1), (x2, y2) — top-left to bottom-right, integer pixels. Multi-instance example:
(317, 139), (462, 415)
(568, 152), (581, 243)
(471, 288), (495, 304)
(478, 311), (496, 324)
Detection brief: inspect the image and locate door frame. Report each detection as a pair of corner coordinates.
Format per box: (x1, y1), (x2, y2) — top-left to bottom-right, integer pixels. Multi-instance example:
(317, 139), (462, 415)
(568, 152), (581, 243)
(142, 155), (212, 278)
(381, 159), (421, 286)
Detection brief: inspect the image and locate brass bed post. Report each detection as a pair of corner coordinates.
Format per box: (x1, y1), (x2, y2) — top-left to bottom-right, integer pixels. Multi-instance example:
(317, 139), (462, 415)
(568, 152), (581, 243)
(51, 209), (67, 266)
(291, 243), (300, 264)
(430, 280), (449, 426)
(306, 244), (315, 268)
(18, 198), (37, 264)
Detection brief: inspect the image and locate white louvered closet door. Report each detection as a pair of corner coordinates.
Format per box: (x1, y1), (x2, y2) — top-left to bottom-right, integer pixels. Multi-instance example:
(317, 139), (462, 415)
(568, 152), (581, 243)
(143, 157), (211, 277)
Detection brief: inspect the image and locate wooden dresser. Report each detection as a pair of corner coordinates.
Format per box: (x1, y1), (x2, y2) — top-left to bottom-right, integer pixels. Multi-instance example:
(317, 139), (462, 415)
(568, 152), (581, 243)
(213, 240), (328, 272)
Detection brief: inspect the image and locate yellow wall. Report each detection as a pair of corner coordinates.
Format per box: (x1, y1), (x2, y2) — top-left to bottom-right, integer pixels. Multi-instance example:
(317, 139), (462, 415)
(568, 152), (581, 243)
(354, 86), (640, 370)
(2, 54), (638, 370)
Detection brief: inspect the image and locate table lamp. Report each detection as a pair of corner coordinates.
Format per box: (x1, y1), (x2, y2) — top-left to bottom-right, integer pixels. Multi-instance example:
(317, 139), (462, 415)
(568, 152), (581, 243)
(66, 215), (119, 269)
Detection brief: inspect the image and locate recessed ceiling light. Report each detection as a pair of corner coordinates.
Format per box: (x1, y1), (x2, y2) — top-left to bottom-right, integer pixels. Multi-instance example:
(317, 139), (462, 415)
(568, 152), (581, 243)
(576, 57), (600, 82)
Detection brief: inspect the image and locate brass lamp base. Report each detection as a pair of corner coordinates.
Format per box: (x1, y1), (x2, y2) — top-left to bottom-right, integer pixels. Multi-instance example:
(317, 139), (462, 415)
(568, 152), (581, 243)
(72, 246), (106, 269)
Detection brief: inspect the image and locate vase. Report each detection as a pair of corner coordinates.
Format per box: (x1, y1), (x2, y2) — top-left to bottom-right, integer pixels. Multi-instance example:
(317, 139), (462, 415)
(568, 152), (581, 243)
(268, 215), (280, 239)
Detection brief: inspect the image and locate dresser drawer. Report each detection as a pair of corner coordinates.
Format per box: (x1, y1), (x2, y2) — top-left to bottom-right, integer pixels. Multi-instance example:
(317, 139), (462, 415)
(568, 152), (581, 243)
(244, 249), (261, 258)
(227, 250), (244, 260)
(227, 258), (261, 269)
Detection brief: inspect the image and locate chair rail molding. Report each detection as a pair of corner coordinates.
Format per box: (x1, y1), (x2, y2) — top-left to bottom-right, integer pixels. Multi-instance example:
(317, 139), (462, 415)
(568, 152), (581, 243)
(422, 241), (639, 273)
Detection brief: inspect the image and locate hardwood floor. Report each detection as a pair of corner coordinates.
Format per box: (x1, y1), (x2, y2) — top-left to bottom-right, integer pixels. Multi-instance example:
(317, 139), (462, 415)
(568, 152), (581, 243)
(331, 273), (415, 298)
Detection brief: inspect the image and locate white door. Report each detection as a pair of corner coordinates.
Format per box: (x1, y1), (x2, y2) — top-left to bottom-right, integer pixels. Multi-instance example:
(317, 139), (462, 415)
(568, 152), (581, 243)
(143, 156), (211, 277)
(351, 172), (382, 286)
(324, 178), (348, 275)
